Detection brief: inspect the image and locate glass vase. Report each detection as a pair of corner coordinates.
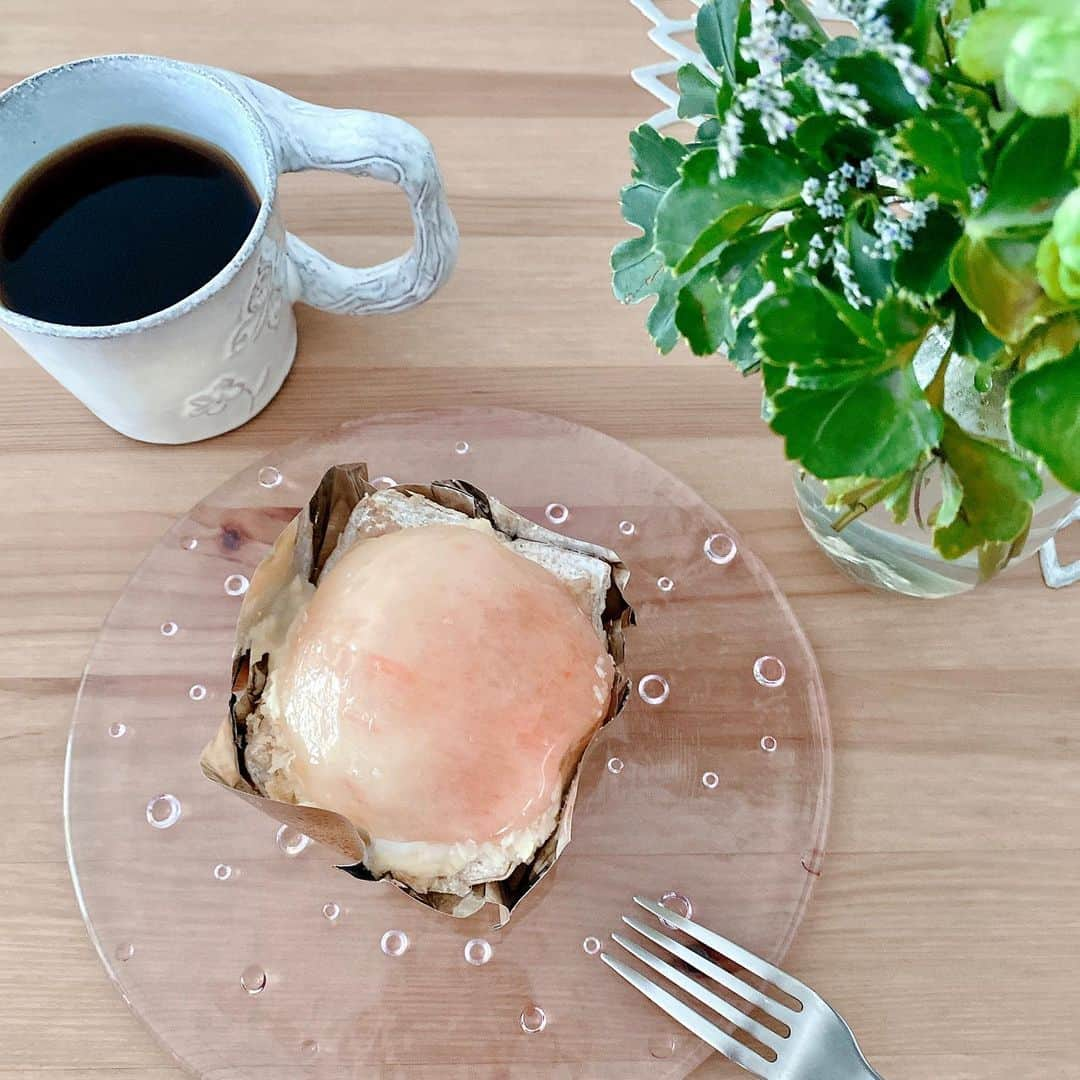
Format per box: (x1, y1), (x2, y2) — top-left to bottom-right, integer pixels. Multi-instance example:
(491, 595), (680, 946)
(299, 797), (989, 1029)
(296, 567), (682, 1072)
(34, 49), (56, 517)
(793, 328), (1080, 598)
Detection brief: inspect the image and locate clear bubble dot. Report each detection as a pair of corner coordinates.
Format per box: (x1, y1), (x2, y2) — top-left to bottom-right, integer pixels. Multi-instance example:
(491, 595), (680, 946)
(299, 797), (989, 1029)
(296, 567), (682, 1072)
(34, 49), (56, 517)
(464, 938), (493, 966)
(606, 756), (625, 775)
(372, 476), (396, 490)
(659, 891), (693, 928)
(240, 964), (267, 995)
(454, 440), (470, 454)
(520, 1004), (547, 1034)
(582, 936), (601, 955)
(650, 1035), (678, 1059)
(656, 576), (675, 593)
(146, 794), (181, 830)
(108, 722), (127, 739)
(188, 684), (207, 702)
(618, 520), (636, 536)
(299, 1039), (319, 1058)
(224, 573), (250, 597)
(702, 771), (720, 790)
(213, 863), (233, 881)
(761, 735), (779, 753)
(638, 674), (670, 706)
(704, 532), (737, 565)
(258, 466), (282, 488)
(115, 943), (135, 962)
(160, 621), (178, 637)
(380, 929), (409, 957)
(180, 535), (198, 551)
(754, 655), (786, 688)
(276, 824), (311, 857)
(545, 502), (569, 525)
(322, 902), (341, 923)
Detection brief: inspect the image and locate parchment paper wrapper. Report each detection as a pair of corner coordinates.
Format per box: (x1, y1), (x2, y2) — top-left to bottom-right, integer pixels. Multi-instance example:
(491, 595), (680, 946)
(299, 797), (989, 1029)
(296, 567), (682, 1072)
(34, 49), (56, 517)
(201, 464), (634, 924)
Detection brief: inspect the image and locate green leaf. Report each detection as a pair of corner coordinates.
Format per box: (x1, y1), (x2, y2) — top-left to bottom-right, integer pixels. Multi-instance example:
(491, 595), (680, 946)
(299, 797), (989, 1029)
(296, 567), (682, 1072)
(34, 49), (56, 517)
(628, 124), (689, 188)
(933, 419), (1042, 559)
(950, 298), (1004, 364)
(824, 472), (915, 529)
(895, 209), (963, 298)
(677, 64), (723, 120)
(612, 174), (688, 354)
(845, 214), (893, 303)
(833, 55), (922, 124)
(731, 315), (760, 373)
(931, 461), (963, 528)
(769, 366), (944, 479)
(696, 0), (740, 87)
(901, 112), (985, 205)
(968, 116), (1074, 239)
(645, 272), (685, 354)
(883, 0), (936, 59)
(1009, 345), (1080, 491)
(949, 234), (1059, 343)
(675, 269), (728, 356)
(612, 183), (664, 303)
(1014, 314), (1080, 371)
(884, 468), (917, 524)
(654, 147), (804, 273)
(818, 283), (879, 345)
(794, 115), (876, 171)
(714, 230), (783, 281)
(755, 280), (881, 367)
(875, 294), (933, 357)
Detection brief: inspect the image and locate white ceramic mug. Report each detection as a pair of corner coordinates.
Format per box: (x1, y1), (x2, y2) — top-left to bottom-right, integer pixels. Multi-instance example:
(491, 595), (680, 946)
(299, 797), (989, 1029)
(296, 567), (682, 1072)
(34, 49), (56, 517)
(0, 55), (458, 443)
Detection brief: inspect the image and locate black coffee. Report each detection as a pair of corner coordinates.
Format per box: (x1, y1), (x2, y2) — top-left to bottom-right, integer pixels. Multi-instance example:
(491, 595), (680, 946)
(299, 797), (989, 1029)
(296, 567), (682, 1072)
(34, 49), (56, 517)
(0, 126), (259, 326)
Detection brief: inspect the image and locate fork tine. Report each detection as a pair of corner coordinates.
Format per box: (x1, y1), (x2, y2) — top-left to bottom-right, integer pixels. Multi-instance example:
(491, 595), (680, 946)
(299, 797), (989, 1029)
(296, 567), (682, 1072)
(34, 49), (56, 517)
(600, 951), (778, 1079)
(623, 916), (801, 1026)
(611, 932), (786, 1054)
(634, 895), (808, 1001)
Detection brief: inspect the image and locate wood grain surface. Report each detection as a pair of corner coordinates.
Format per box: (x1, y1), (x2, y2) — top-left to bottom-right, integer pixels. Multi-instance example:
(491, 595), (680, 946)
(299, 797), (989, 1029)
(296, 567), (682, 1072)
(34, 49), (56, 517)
(1, 2), (1078, 1077)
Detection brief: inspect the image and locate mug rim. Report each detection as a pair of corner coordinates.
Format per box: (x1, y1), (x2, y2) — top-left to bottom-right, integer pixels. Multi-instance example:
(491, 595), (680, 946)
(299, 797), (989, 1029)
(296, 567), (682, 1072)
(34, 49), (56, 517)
(0, 53), (279, 340)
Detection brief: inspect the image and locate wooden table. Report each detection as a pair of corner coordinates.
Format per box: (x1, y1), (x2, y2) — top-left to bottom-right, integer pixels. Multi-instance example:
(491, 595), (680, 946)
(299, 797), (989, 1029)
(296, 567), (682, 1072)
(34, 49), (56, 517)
(2, 3), (1078, 1077)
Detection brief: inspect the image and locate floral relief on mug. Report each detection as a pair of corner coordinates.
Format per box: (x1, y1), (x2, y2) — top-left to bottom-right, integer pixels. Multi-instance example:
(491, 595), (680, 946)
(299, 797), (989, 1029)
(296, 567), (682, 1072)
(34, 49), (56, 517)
(227, 242), (287, 358)
(183, 366), (271, 418)
(181, 241), (286, 420)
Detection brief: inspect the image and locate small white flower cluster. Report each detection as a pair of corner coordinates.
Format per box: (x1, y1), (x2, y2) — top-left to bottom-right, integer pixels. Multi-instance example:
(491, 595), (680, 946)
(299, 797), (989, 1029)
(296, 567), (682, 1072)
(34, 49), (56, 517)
(798, 157), (940, 308)
(830, 0), (934, 107)
(716, 0), (807, 177)
(871, 140), (917, 185)
(801, 58), (870, 122)
(867, 195), (938, 259)
(832, 237), (872, 308)
(716, 111), (746, 178)
(801, 173), (846, 220)
(799, 166), (873, 307)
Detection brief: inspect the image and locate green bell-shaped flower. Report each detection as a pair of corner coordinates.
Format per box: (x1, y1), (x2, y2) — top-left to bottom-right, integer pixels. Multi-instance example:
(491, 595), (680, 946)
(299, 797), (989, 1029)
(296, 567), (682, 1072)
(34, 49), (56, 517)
(1037, 189), (1080, 304)
(959, 0), (1080, 117)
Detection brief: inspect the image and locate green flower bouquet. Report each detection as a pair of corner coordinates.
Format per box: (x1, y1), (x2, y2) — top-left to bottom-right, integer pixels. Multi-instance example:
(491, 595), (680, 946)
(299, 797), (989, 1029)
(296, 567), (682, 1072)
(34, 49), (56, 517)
(614, 0), (1080, 592)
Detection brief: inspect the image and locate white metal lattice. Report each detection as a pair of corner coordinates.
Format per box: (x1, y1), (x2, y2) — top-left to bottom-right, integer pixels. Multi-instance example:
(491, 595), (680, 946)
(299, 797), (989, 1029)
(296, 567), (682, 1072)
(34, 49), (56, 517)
(629, 0), (714, 129)
(629, 0), (837, 129)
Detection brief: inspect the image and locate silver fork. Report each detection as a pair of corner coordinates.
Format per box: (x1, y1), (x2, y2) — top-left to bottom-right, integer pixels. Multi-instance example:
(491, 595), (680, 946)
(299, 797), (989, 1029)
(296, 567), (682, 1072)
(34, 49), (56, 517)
(602, 896), (883, 1079)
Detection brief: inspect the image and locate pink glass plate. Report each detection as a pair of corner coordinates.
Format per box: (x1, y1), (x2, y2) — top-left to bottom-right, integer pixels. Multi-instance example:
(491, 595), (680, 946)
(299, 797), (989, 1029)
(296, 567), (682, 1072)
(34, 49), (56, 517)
(65, 407), (831, 1078)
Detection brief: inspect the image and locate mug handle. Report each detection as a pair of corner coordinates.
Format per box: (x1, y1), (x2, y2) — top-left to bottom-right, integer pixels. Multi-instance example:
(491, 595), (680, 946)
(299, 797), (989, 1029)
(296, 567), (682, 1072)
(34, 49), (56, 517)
(216, 72), (458, 314)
